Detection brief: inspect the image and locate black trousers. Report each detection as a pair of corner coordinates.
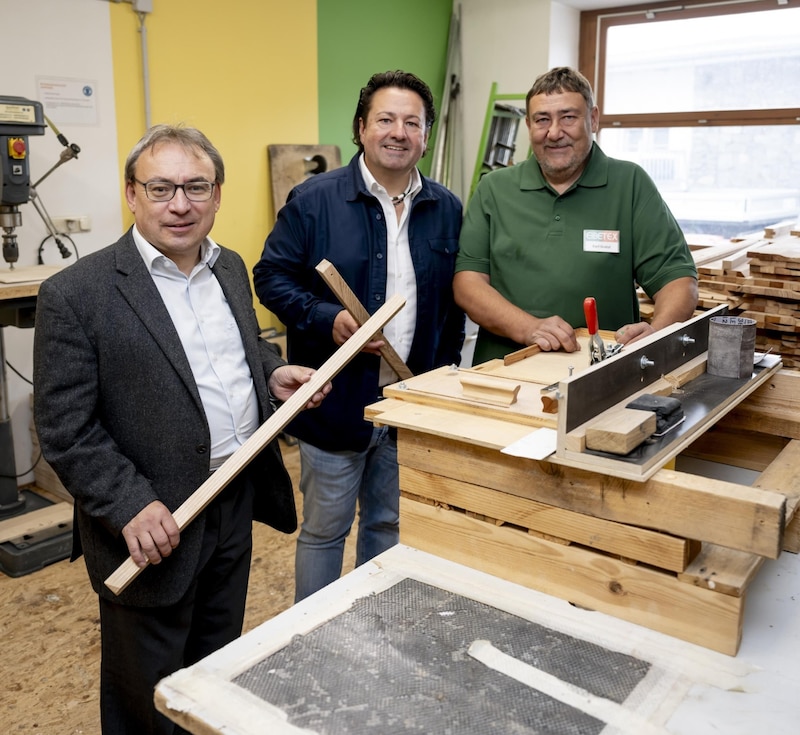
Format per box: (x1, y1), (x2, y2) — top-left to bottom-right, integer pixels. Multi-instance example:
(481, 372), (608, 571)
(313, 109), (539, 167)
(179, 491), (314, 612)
(98, 476), (254, 735)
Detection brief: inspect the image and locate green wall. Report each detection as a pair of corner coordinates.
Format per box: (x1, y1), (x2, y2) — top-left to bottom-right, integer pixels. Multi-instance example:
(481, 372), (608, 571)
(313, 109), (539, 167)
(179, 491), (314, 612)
(317, 0), (454, 175)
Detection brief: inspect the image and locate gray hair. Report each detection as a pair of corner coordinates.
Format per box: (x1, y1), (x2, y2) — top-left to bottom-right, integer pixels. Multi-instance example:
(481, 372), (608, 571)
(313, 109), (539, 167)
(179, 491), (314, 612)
(124, 124), (225, 184)
(526, 67), (595, 114)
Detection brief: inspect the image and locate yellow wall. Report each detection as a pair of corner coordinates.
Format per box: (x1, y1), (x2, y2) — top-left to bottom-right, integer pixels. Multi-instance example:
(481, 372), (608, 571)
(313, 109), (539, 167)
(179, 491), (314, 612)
(110, 0), (318, 329)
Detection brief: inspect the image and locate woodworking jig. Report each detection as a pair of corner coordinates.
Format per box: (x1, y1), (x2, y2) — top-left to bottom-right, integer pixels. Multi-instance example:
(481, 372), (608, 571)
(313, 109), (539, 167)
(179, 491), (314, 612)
(366, 306), (799, 656)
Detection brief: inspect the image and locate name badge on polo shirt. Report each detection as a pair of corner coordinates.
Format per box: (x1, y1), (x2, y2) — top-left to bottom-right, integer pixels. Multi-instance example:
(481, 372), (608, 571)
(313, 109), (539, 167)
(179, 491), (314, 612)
(583, 229), (620, 253)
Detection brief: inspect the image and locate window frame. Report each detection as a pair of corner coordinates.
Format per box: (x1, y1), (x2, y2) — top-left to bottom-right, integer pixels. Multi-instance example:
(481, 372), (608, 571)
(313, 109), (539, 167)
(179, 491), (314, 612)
(578, 0), (800, 130)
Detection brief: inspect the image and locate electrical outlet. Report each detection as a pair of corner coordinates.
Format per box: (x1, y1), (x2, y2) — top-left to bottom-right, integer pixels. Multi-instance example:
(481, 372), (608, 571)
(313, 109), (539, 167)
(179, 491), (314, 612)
(51, 216), (91, 234)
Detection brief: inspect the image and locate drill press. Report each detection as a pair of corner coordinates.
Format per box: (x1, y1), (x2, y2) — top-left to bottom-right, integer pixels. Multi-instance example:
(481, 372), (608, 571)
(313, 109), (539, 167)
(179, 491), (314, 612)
(0, 97), (72, 575)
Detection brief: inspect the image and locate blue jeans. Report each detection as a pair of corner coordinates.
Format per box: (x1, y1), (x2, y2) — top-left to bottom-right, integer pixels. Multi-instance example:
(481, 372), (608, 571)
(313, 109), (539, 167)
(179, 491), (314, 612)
(294, 425), (399, 602)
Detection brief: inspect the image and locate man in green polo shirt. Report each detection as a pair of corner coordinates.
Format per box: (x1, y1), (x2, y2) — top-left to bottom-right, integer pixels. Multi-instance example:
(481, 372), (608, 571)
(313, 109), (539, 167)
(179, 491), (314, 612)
(454, 66), (698, 365)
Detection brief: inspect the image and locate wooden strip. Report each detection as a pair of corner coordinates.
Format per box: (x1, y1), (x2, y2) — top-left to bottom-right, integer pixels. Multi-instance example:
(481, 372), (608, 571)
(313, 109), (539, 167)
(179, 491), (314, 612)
(396, 429), (785, 559)
(315, 258), (413, 380)
(400, 466), (699, 573)
(105, 293), (407, 595)
(503, 343), (540, 365)
(400, 497), (744, 655)
(0, 501), (72, 544)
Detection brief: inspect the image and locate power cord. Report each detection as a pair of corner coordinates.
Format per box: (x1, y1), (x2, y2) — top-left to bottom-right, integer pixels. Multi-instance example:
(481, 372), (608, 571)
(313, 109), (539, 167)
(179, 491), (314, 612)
(1, 361), (44, 480)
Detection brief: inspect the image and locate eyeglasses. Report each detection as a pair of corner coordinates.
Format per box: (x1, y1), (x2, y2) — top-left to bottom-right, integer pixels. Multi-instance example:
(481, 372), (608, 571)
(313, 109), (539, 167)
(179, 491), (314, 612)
(134, 179), (216, 202)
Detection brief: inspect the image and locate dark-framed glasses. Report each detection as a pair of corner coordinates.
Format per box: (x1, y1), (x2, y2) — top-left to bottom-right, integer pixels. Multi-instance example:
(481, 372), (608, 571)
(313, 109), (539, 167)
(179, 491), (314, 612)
(134, 179), (216, 202)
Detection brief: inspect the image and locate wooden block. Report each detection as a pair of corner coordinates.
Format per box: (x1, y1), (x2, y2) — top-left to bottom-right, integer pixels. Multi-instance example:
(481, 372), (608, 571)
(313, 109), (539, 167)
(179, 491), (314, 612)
(679, 543), (765, 597)
(585, 408), (656, 455)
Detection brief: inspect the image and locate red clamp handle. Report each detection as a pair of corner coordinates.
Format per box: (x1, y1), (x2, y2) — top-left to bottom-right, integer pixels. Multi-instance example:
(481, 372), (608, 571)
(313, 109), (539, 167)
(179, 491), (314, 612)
(583, 297), (598, 335)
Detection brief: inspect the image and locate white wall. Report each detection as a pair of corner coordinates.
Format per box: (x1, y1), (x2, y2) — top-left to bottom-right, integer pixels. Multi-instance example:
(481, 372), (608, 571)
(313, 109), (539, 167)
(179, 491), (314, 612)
(0, 0), (584, 484)
(454, 0), (580, 203)
(1, 0), (122, 483)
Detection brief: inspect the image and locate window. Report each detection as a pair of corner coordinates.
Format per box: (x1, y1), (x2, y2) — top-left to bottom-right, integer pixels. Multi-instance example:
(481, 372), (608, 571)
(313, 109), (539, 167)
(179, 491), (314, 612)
(580, 0), (800, 237)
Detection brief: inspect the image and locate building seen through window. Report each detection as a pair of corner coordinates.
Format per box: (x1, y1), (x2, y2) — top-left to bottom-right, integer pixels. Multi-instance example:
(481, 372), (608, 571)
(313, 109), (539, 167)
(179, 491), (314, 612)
(584, 2), (800, 238)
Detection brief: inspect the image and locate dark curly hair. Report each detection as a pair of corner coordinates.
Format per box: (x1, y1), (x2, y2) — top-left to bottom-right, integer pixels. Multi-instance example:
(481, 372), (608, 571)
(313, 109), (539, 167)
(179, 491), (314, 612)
(351, 70), (436, 153)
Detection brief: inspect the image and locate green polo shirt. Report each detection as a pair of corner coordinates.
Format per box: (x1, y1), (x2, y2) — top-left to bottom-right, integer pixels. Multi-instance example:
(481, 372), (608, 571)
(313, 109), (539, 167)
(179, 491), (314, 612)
(457, 143), (697, 364)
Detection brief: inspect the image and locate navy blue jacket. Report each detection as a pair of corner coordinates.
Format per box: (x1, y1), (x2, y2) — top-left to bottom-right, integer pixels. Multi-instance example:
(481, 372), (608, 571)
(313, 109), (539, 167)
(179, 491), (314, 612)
(253, 154), (465, 451)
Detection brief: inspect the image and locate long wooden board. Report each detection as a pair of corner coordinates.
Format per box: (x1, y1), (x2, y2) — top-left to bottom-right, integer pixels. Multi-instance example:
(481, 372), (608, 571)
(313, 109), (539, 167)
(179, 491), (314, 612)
(105, 293), (406, 595)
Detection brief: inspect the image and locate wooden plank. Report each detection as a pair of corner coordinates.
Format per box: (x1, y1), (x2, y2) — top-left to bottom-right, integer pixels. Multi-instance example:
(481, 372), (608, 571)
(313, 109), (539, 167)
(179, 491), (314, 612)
(723, 369), (800, 439)
(753, 439), (800, 550)
(397, 429), (786, 559)
(692, 238), (763, 267)
(315, 258), (412, 380)
(105, 293), (407, 595)
(267, 144), (341, 220)
(400, 466), (699, 573)
(369, 398), (535, 449)
(0, 501), (72, 544)
(400, 497), (744, 655)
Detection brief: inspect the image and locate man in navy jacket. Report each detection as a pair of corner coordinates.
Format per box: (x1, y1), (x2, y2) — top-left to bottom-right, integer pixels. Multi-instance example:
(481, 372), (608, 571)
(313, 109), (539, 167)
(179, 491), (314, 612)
(254, 70), (464, 601)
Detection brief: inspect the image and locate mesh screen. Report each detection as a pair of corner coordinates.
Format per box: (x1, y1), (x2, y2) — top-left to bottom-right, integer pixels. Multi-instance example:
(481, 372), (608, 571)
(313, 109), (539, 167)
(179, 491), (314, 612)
(234, 578), (650, 734)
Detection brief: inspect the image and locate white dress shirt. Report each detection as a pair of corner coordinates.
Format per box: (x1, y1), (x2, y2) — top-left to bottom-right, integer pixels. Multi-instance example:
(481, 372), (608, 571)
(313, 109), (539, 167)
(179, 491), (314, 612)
(133, 226), (259, 469)
(359, 154), (420, 386)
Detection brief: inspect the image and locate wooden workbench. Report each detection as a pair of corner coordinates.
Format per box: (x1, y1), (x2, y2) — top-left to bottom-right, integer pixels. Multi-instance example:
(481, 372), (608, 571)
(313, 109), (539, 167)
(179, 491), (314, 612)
(366, 327), (800, 656)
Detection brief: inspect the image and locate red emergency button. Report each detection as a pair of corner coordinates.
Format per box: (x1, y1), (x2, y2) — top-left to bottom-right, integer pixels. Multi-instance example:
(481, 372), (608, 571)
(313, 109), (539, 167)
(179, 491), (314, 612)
(8, 137), (27, 159)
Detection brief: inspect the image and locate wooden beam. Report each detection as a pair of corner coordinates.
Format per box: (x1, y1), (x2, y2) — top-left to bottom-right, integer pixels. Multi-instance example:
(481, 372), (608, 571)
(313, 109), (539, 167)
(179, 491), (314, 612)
(105, 293), (407, 595)
(400, 466), (699, 573)
(397, 429), (785, 559)
(315, 258), (413, 380)
(400, 497), (744, 655)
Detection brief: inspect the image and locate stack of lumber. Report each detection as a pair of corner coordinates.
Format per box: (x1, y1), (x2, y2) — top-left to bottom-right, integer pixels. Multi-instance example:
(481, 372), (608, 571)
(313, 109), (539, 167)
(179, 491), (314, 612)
(685, 221), (800, 368)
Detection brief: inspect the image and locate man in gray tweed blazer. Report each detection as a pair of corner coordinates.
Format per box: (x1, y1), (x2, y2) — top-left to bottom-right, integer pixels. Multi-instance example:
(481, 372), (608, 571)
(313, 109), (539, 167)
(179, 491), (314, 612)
(33, 124), (329, 735)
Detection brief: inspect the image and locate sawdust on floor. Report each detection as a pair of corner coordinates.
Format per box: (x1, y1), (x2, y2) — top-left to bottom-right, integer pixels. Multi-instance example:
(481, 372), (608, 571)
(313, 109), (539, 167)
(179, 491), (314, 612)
(0, 439), (356, 734)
